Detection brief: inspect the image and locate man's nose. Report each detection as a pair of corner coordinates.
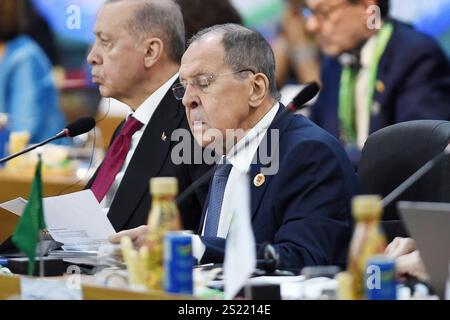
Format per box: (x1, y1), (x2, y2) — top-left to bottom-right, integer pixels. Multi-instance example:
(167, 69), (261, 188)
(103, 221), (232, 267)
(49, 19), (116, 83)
(305, 15), (320, 33)
(182, 85), (200, 109)
(87, 44), (101, 65)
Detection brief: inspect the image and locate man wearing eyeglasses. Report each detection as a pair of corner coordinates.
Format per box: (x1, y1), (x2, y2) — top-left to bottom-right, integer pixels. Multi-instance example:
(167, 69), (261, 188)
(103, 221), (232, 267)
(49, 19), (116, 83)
(85, 0), (211, 233)
(305, 0), (450, 164)
(113, 24), (360, 271)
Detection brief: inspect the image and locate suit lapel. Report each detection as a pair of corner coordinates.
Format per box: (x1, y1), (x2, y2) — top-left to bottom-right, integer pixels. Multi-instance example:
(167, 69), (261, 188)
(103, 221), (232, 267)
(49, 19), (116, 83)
(371, 20), (396, 129)
(108, 87), (185, 231)
(197, 105), (294, 231)
(250, 105), (293, 219)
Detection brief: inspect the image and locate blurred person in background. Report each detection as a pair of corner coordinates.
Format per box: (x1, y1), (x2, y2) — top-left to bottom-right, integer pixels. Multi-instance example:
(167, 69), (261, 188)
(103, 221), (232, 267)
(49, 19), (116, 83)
(305, 0), (450, 165)
(24, 0), (59, 67)
(0, 0), (66, 144)
(272, 0), (321, 87)
(176, 0), (243, 42)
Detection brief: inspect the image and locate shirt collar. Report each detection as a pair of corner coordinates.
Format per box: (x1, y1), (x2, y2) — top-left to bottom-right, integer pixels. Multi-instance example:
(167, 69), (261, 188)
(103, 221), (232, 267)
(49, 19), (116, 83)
(360, 34), (378, 68)
(127, 72), (179, 125)
(226, 103), (279, 174)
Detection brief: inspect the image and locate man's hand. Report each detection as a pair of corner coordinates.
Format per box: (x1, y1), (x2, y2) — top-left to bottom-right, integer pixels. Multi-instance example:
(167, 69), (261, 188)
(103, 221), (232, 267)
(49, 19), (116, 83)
(385, 237), (417, 258)
(385, 237), (429, 281)
(109, 225), (148, 247)
(396, 250), (430, 281)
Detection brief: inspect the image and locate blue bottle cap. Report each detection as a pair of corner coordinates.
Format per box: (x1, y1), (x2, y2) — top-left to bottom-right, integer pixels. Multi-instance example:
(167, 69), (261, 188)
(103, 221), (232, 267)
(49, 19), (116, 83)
(0, 256), (8, 267)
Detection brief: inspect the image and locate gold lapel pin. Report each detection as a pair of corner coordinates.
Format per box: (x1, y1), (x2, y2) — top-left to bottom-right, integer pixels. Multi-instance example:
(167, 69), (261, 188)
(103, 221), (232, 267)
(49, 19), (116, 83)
(161, 132), (167, 142)
(253, 173), (266, 187)
(375, 80), (385, 93)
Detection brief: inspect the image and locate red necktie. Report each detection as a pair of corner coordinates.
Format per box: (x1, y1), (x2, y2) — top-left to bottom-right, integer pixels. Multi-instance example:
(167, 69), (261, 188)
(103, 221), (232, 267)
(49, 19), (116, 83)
(91, 116), (143, 202)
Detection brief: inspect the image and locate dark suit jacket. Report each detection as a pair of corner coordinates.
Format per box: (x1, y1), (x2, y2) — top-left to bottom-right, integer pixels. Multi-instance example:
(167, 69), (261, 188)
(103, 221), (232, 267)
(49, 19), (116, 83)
(197, 106), (360, 272)
(87, 85), (212, 232)
(310, 19), (450, 141)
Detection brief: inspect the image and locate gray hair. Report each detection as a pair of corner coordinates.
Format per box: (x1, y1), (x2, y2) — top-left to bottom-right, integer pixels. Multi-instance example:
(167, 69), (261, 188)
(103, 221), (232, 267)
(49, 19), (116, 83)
(188, 23), (280, 101)
(106, 0), (185, 63)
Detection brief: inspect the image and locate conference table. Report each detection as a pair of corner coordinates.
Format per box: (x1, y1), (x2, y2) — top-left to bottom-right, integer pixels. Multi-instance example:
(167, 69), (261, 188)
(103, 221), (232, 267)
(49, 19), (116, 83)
(0, 169), (87, 245)
(0, 273), (193, 300)
(0, 169), (86, 203)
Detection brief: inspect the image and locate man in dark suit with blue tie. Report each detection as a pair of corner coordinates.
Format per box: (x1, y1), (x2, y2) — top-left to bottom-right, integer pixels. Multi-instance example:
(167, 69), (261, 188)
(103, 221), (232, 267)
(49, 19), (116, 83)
(305, 0), (450, 163)
(114, 23), (360, 272)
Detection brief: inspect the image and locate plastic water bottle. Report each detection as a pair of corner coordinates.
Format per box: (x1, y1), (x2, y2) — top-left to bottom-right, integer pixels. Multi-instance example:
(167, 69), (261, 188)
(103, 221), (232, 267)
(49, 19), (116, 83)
(346, 195), (387, 299)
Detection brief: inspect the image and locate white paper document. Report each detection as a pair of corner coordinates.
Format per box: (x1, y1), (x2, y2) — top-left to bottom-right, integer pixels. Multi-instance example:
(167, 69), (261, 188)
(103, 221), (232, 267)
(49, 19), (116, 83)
(0, 197), (27, 216)
(0, 190), (115, 251)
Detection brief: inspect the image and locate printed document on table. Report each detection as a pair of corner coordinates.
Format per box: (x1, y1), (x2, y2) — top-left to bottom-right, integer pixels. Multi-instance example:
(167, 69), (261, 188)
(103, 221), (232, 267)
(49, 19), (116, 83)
(0, 190), (115, 251)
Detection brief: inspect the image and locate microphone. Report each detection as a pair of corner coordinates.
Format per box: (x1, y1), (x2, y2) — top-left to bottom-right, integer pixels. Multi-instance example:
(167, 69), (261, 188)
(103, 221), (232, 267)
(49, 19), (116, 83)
(0, 117), (96, 164)
(382, 143), (450, 208)
(55, 117), (97, 139)
(256, 242), (279, 274)
(286, 81), (320, 113)
(175, 82), (321, 206)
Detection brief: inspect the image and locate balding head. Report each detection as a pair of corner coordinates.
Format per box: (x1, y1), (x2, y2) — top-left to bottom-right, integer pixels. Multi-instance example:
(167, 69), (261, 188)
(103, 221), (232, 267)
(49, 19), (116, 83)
(188, 24), (280, 101)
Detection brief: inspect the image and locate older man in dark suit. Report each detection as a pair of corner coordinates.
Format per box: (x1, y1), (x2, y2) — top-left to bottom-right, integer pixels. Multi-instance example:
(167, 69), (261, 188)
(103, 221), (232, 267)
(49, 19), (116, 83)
(86, 0), (211, 232)
(112, 24), (360, 272)
(306, 0), (450, 163)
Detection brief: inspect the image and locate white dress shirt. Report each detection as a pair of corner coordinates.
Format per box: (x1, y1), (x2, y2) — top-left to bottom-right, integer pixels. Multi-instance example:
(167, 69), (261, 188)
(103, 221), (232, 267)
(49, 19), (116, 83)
(100, 72), (179, 210)
(192, 103), (279, 261)
(355, 34), (377, 150)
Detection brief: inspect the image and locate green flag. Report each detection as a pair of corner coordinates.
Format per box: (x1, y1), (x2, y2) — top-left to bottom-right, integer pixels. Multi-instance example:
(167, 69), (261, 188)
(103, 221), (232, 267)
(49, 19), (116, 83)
(12, 158), (46, 275)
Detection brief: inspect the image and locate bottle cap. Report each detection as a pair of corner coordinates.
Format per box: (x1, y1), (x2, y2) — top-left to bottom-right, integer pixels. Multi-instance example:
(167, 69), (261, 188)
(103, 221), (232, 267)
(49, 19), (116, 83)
(150, 177), (178, 196)
(352, 195), (382, 220)
(0, 256), (8, 267)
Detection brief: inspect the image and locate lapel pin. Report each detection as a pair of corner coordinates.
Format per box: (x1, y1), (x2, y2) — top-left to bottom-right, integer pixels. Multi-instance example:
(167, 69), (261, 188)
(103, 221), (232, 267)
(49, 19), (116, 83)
(161, 132), (167, 142)
(371, 101), (381, 116)
(253, 173), (265, 187)
(375, 80), (385, 93)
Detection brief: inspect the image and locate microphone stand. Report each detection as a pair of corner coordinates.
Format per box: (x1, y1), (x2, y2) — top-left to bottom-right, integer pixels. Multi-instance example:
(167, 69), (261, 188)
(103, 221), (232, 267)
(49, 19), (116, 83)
(0, 130), (68, 165)
(382, 144), (450, 208)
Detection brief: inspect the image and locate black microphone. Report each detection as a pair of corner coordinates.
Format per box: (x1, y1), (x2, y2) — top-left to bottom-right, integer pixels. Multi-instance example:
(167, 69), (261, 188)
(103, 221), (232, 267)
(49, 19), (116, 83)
(256, 242), (279, 274)
(56, 116), (97, 138)
(175, 82), (321, 206)
(286, 81), (320, 113)
(0, 117), (96, 164)
(382, 143), (450, 208)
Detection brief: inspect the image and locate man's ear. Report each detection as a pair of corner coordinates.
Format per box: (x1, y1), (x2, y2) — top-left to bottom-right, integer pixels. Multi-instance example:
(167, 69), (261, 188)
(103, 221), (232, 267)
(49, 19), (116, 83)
(249, 73), (270, 108)
(142, 37), (164, 68)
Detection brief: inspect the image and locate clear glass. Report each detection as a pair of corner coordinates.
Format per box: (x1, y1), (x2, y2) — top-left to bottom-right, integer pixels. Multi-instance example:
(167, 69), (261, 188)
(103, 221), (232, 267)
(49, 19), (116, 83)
(92, 243), (129, 288)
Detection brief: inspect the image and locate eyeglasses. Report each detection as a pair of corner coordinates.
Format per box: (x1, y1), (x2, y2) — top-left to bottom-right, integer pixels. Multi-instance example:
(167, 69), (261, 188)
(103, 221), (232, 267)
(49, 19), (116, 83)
(172, 69), (255, 100)
(302, 1), (349, 22)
